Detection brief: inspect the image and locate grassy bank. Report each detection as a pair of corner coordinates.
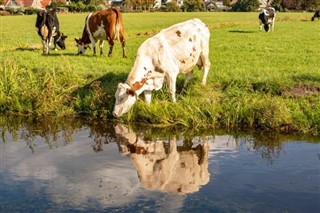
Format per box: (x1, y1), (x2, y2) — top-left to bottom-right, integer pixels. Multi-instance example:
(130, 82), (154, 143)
(0, 12), (319, 134)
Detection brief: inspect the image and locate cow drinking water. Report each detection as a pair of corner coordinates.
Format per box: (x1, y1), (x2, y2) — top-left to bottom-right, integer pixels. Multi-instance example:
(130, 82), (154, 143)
(75, 8), (126, 58)
(36, 9), (67, 54)
(259, 7), (276, 32)
(112, 18), (211, 117)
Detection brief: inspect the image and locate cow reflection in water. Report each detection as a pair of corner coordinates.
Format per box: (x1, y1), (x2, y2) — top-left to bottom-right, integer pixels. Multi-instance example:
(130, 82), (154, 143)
(114, 123), (210, 195)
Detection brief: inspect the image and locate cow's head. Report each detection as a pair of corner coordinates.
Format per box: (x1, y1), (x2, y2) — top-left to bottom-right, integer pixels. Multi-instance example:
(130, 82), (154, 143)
(264, 24), (271, 32)
(112, 83), (137, 117)
(75, 38), (89, 55)
(56, 33), (67, 49)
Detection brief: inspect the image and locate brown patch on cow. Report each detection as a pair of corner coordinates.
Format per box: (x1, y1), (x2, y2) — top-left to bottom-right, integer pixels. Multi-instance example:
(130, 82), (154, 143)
(155, 67), (163, 73)
(132, 78), (147, 91)
(282, 84), (320, 97)
(176, 30), (181, 37)
(126, 88), (136, 97)
(180, 59), (186, 64)
(143, 67), (147, 70)
(189, 38), (192, 42)
(193, 47), (196, 52)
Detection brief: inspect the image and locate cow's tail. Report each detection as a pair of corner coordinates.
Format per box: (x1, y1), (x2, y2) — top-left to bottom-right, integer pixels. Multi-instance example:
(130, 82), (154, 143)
(112, 8), (120, 40)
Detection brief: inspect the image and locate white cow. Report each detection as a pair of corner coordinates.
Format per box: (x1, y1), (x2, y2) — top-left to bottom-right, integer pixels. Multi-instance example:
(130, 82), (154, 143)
(113, 18), (211, 117)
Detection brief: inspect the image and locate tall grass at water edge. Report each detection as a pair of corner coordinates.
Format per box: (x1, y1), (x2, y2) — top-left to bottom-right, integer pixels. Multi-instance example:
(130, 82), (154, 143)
(0, 12), (319, 134)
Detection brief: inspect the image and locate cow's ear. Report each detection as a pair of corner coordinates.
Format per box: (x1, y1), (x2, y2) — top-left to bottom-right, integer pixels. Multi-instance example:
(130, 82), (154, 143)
(74, 38), (79, 43)
(126, 89), (136, 97)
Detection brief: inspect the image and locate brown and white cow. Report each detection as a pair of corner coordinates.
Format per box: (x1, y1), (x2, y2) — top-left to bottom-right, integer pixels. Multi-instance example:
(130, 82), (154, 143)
(259, 7), (276, 32)
(112, 18), (211, 117)
(75, 8), (126, 58)
(114, 123), (210, 194)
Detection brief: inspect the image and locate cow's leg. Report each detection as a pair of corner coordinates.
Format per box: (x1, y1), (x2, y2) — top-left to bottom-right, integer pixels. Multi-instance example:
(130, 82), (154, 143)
(53, 37), (58, 51)
(41, 39), (46, 54)
(272, 18), (275, 31)
(166, 71), (178, 102)
(184, 71), (193, 87)
(120, 34), (127, 58)
(99, 40), (104, 55)
(108, 40), (114, 57)
(46, 39), (50, 54)
(47, 30), (53, 54)
(92, 42), (96, 56)
(89, 37), (96, 56)
(144, 90), (152, 104)
(200, 52), (210, 85)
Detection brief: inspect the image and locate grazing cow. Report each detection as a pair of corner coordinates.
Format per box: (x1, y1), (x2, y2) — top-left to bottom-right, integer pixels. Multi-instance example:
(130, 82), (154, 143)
(112, 18), (211, 117)
(114, 123), (210, 194)
(259, 7), (276, 32)
(75, 8), (126, 58)
(35, 9), (67, 54)
(311, 10), (320, 21)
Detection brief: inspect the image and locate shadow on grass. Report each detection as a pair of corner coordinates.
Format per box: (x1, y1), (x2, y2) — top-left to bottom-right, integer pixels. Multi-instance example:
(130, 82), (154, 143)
(292, 74), (320, 83)
(229, 30), (256, 33)
(16, 47), (41, 51)
(72, 72), (129, 117)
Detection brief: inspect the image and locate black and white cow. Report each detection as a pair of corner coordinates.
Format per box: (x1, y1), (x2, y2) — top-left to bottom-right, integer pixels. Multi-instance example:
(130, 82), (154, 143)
(259, 7), (276, 32)
(311, 10), (320, 21)
(35, 9), (67, 54)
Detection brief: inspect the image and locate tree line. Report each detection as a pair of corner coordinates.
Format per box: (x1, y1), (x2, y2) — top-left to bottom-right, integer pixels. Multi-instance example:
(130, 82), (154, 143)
(56, 0), (320, 12)
(1, 0), (319, 14)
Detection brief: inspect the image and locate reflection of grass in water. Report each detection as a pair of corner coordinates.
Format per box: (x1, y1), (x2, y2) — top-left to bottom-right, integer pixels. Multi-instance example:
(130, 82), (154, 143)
(0, 12), (320, 134)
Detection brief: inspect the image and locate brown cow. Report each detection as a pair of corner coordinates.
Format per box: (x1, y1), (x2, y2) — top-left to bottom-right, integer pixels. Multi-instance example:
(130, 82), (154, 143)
(75, 8), (126, 58)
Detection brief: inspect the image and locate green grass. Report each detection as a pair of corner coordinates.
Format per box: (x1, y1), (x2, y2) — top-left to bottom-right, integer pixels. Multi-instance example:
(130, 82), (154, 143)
(0, 12), (320, 134)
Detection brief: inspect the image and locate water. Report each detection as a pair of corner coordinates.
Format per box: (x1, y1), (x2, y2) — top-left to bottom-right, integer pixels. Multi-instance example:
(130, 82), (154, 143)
(0, 116), (319, 212)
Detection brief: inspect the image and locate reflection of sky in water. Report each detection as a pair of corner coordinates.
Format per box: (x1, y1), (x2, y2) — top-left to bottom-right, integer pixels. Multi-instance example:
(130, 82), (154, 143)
(1, 126), (320, 212)
(1, 128), (186, 212)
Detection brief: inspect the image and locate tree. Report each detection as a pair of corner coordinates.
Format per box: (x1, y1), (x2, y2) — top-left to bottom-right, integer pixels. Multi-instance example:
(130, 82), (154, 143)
(184, 0), (205, 12)
(223, 0), (231, 6)
(301, 0), (320, 10)
(271, 0), (282, 11)
(230, 0), (260, 11)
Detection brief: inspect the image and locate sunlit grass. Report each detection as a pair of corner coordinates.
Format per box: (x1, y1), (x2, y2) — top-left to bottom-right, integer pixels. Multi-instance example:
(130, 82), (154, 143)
(0, 12), (319, 134)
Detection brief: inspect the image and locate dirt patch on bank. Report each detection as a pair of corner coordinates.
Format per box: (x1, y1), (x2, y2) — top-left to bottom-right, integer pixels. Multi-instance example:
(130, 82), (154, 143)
(282, 84), (320, 97)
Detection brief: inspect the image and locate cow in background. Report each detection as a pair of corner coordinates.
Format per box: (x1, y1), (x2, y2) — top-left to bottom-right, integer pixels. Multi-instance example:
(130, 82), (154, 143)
(36, 9), (67, 54)
(75, 8), (126, 58)
(311, 10), (320, 21)
(259, 7), (276, 32)
(112, 18), (210, 117)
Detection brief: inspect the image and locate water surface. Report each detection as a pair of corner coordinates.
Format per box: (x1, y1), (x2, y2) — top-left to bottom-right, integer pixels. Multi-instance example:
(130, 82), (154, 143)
(1, 116), (319, 212)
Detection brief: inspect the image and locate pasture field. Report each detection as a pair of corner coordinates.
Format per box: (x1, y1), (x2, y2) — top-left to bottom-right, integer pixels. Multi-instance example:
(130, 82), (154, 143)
(0, 12), (319, 134)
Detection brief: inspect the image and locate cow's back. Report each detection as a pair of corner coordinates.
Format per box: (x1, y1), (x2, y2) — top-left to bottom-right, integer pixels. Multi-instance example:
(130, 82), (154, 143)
(139, 18), (210, 74)
(87, 8), (121, 41)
